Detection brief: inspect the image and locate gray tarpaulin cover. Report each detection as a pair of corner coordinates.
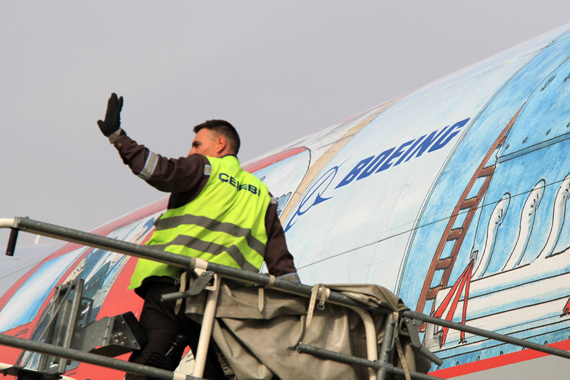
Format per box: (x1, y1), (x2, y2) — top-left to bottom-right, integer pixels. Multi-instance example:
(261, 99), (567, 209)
(185, 280), (431, 380)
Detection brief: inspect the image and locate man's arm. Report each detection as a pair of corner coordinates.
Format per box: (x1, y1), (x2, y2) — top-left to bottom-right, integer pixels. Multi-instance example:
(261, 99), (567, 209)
(98, 93), (209, 193)
(264, 201), (300, 282)
(113, 134), (208, 193)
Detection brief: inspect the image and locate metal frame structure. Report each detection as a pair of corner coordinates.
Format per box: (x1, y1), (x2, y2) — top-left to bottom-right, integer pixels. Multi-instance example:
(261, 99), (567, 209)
(2, 216), (570, 379)
(16, 278), (85, 374)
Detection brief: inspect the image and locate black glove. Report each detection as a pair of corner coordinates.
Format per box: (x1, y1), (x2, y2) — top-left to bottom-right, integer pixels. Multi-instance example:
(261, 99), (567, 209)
(97, 93), (123, 137)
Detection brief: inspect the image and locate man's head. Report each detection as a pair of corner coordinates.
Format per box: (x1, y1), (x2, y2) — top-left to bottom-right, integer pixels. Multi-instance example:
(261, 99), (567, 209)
(188, 120), (241, 158)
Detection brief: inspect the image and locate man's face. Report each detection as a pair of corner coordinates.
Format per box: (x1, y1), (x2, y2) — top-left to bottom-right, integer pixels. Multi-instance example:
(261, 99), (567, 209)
(188, 128), (219, 157)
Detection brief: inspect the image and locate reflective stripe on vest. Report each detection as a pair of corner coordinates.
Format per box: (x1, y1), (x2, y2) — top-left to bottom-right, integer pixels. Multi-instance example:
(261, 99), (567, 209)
(129, 156), (270, 290)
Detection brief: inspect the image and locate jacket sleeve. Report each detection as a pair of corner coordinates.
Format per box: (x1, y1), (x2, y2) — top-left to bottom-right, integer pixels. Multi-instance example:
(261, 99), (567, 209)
(263, 201), (300, 282)
(113, 134), (208, 193)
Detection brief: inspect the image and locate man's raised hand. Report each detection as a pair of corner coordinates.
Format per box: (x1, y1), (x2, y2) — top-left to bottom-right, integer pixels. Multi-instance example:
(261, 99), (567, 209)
(97, 93), (123, 137)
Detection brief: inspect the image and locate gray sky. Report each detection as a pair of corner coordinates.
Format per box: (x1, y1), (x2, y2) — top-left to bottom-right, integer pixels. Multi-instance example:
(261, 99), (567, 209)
(2, 1), (570, 273)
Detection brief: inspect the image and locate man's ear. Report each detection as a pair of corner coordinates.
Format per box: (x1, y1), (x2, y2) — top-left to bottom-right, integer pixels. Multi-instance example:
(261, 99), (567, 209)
(216, 136), (227, 154)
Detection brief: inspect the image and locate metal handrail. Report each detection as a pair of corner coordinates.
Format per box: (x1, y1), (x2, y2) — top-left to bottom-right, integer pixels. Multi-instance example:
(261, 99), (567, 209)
(297, 343), (442, 380)
(401, 310), (570, 360)
(0, 333), (199, 380)
(2, 217), (396, 380)
(5, 216), (570, 377)
(0, 217), (400, 380)
(2, 217), (385, 312)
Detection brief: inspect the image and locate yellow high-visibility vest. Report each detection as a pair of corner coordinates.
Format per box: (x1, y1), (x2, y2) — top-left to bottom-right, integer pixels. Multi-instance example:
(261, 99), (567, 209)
(129, 155), (270, 290)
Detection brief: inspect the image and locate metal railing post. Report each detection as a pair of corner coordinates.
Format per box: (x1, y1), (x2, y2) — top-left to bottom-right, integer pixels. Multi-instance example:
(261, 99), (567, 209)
(377, 313), (396, 380)
(192, 283), (220, 378)
(347, 307), (379, 380)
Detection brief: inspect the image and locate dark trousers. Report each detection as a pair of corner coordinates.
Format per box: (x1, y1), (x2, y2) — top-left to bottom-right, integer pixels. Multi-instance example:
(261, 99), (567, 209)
(125, 282), (227, 380)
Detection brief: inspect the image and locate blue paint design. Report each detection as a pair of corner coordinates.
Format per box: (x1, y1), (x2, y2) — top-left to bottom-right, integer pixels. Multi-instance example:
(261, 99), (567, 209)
(398, 28), (570, 367)
(285, 166), (338, 232)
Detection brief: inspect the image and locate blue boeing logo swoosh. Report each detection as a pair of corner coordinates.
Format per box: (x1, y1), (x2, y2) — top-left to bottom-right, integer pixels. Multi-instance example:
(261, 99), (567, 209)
(284, 166), (339, 233)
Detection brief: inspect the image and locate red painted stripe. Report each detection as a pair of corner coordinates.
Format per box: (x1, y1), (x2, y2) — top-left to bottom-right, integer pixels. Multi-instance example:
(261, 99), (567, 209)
(243, 147), (307, 173)
(430, 339), (570, 378)
(90, 197), (168, 236)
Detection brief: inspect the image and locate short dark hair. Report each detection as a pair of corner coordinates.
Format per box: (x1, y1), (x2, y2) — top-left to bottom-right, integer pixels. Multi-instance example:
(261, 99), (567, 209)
(193, 120), (240, 155)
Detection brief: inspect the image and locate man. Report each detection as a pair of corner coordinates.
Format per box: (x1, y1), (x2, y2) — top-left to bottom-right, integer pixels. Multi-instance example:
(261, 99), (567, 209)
(98, 93), (299, 379)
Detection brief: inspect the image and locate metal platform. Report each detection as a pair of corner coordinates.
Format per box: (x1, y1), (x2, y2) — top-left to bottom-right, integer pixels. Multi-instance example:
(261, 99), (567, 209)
(2, 217), (570, 379)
